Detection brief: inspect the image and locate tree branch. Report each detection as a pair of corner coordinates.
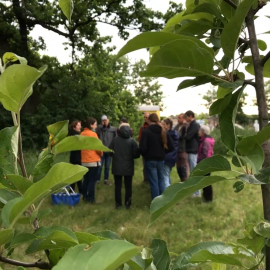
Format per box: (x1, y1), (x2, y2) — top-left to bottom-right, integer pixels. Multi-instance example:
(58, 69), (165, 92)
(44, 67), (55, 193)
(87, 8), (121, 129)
(261, 51), (270, 67)
(244, 80), (256, 87)
(222, 0), (237, 9)
(26, 19), (69, 38)
(0, 256), (50, 269)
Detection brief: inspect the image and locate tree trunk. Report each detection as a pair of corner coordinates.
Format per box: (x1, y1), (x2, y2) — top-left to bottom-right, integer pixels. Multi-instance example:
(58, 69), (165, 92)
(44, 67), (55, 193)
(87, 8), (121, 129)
(13, 0), (29, 57)
(246, 9), (270, 270)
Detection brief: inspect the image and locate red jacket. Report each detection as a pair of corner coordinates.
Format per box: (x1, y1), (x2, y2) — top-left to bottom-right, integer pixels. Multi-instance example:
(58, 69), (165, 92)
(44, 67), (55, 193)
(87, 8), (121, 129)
(138, 122), (149, 142)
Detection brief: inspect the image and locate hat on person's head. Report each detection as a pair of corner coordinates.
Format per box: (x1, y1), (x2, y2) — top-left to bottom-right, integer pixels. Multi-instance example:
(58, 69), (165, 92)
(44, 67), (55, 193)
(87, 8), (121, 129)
(101, 115), (108, 121)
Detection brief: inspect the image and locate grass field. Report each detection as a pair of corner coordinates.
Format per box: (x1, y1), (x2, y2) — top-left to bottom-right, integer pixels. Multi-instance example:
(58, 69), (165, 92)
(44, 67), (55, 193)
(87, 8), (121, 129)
(2, 151), (264, 269)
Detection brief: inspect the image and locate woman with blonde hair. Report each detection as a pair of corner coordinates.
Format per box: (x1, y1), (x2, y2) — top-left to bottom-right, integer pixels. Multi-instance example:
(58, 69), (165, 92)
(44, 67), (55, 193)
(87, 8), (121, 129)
(139, 113), (174, 200)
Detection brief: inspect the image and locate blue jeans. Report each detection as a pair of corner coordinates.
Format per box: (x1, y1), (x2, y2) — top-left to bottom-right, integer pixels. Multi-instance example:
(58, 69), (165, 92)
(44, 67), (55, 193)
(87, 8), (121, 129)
(164, 165), (172, 187)
(97, 152), (112, 181)
(145, 160), (166, 200)
(188, 153), (198, 172)
(188, 153), (200, 196)
(82, 166), (99, 202)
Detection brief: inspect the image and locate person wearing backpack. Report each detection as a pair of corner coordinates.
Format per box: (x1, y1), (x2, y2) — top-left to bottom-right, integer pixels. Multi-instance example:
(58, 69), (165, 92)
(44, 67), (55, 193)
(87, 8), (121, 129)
(109, 123), (140, 209)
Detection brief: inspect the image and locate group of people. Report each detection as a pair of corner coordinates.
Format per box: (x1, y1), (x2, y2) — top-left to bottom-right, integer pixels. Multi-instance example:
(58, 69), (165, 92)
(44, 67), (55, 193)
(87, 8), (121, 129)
(68, 111), (215, 209)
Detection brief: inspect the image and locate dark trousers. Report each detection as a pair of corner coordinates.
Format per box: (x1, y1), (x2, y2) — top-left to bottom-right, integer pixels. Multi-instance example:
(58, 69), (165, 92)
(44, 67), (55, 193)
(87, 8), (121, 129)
(82, 166), (99, 202)
(97, 152), (112, 181)
(70, 181), (83, 194)
(142, 157), (148, 182)
(203, 173), (213, 202)
(114, 175), (132, 208)
(176, 152), (188, 182)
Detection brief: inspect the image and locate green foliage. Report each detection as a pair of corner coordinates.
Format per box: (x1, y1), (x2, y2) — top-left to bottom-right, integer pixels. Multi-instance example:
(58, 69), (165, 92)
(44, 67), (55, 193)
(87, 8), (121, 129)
(53, 241), (141, 270)
(59, 0), (74, 21)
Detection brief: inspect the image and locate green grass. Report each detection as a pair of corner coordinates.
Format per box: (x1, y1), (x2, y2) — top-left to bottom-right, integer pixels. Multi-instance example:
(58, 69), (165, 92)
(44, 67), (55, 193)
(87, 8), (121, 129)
(1, 152), (264, 269)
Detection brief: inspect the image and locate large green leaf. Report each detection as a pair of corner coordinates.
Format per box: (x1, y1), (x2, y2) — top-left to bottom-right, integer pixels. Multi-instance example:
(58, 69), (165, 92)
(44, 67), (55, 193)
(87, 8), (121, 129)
(209, 94), (232, 116)
(172, 242), (232, 270)
(246, 59), (270, 77)
(0, 229), (14, 246)
(0, 190), (19, 204)
(177, 76), (213, 91)
(221, 0), (255, 58)
(220, 0), (237, 20)
(3, 52), (27, 65)
(32, 152), (54, 176)
(127, 254), (145, 270)
(59, 0), (74, 21)
(191, 155), (231, 176)
(254, 221), (270, 238)
(92, 230), (121, 240)
(47, 120), (69, 145)
(35, 226), (77, 240)
(219, 87), (244, 151)
(212, 263), (226, 270)
(149, 176), (226, 225)
(141, 39), (213, 79)
(6, 163), (87, 227)
(52, 241), (141, 270)
(237, 224), (264, 254)
(117, 32), (213, 59)
(238, 143), (263, 173)
(217, 86), (231, 99)
(189, 250), (243, 266)
(0, 65), (47, 112)
(237, 174), (267, 185)
(191, 3), (221, 18)
(6, 174), (33, 194)
(53, 135), (111, 154)
(176, 19), (213, 36)
(75, 232), (100, 245)
(26, 231), (78, 254)
(10, 233), (37, 248)
(1, 197), (23, 228)
(152, 239), (170, 270)
(0, 127), (19, 178)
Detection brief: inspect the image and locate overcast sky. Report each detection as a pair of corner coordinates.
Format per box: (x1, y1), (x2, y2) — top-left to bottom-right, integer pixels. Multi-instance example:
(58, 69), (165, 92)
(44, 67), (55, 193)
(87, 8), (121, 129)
(31, 0), (270, 117)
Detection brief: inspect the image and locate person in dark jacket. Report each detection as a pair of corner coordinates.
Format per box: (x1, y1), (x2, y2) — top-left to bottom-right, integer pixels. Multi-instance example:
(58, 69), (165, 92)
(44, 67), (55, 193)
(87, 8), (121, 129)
(96, 115), (117, 185)
(174, 113), (188, 182)
(68, 120), (83, 193)
(140, 113), (174, 200)
(117, 118), (133, 137)
(198, 125), (215, 202)
(138, 112), (150, 183)
(185, 110), (200, 197)
(162, 118), (179, 186)
(109, 124), (140, 209)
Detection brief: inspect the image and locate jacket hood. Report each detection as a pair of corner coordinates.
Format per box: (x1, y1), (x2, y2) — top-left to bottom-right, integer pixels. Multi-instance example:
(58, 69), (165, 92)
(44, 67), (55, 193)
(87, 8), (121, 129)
(119, 125), (131, 138)
(201, 136), (215, 147)
(148, 124), (162, 134)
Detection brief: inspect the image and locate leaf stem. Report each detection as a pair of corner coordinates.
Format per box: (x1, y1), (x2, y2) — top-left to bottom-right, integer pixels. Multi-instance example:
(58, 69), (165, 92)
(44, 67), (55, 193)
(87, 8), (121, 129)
(214, 57), (230, 79)
(17, 112), (28, 178)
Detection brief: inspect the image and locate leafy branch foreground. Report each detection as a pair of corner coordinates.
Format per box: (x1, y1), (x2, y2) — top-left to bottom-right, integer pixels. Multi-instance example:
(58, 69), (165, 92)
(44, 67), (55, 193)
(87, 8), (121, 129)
(1, 0), (270, 269)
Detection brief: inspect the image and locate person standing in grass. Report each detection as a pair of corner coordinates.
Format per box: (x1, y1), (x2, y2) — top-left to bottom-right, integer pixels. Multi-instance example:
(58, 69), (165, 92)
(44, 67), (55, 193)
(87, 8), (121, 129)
(184, 110), (200, 197)
(198, 125), (215, 202)
(174, 113), (188, 182)
(81, 117), (103, 203)
(109, 124), (140, 209)
(68, 120), (83, 194)
(96, 115), (117, 186)
(138, 112), (150, 183)
(162, 118), (179, 187)
(140, 113), (174, 200)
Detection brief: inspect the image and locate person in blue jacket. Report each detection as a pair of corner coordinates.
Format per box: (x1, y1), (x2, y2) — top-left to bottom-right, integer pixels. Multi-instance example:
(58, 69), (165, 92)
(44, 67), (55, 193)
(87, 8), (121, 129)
(162, 118), (179, 187)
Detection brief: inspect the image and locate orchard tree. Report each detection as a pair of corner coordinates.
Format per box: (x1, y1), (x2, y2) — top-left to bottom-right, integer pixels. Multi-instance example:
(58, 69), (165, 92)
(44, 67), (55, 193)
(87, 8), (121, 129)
(202, 87), (217, 109)
(117, 0), (270, 268)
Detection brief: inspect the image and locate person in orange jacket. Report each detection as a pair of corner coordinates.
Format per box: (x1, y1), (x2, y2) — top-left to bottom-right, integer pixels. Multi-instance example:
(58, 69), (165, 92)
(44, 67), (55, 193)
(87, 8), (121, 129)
(81, 117), (103, 203)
